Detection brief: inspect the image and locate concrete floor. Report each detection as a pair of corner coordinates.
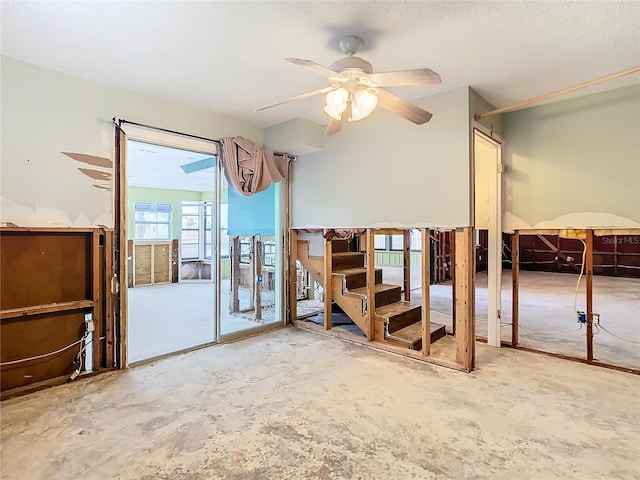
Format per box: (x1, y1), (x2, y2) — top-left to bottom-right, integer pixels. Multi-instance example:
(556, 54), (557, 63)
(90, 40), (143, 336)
(128, 280), (278, 364)
(378, 266), (640, 370)
(2, 327), (639, 480)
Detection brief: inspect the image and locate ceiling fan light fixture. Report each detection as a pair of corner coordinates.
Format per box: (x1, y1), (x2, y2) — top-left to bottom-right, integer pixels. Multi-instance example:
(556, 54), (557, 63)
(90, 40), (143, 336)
(324, 88), (349, 120)
(350, 89), (378, 122)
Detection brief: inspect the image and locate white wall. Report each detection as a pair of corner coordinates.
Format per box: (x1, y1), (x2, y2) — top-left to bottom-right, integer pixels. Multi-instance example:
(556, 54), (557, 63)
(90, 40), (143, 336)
(502, 84), (640, 231)
(0, 56), (263, 228)
(291, 87), (471, 229)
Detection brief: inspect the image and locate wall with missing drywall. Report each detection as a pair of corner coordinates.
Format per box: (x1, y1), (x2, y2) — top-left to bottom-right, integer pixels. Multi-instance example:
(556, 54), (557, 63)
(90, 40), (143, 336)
(291, 87), (472, 229)
(502, 84), (640, 231)
(0, 56), (262, 228)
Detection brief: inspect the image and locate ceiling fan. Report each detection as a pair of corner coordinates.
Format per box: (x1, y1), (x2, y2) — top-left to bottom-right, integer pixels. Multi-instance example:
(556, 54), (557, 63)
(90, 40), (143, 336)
(256, 35), (441, 135)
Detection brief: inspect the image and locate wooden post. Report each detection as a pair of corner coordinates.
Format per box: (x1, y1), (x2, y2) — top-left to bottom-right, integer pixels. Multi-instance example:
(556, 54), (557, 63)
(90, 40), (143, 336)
(104, 230), (114, 368)
(323, 235), (332, 330)
(255, 237), (263, 320)
(91, 229), (102, 372)
(230, 236), (240, 313)
(366, 229), (376, 341)
(450, 230), (456, 336)
(248, 235), (255, 310)
(454, 227), (475, 371)
(511, 231), (519, 347)
(586, 229), (594, 362)
(403, 230), (411, 302)
(421, 228), (431, 356)
(289, 229), (298, 324)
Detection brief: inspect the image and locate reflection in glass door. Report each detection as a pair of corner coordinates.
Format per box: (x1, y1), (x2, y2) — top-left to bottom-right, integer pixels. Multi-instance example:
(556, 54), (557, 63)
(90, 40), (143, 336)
(218, 175), (283, 338)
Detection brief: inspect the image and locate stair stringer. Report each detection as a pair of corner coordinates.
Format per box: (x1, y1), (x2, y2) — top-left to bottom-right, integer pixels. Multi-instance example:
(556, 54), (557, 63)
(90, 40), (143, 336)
(297, 240), (369, 335)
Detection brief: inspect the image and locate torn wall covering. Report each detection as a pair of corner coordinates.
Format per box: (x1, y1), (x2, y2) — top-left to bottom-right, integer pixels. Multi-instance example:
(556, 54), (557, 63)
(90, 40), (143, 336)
(0, 56), (262, 228)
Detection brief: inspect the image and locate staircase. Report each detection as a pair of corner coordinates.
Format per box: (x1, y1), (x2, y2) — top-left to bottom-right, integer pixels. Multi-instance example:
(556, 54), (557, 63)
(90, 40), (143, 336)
(297, 237), (446, 350)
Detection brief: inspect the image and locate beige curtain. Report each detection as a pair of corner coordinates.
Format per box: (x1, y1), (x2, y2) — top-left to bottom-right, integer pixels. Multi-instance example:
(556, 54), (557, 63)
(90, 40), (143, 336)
(219, 136), (288, 196)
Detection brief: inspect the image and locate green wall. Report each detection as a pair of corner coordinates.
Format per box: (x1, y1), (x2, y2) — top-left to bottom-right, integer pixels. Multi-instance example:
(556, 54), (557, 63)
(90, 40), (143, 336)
(375, 251), (422, 267)
(127, 186), (214, 239)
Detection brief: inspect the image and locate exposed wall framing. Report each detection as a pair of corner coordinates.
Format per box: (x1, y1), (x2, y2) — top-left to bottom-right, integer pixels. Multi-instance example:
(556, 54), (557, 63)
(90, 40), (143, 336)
(0, 227), (117, 399)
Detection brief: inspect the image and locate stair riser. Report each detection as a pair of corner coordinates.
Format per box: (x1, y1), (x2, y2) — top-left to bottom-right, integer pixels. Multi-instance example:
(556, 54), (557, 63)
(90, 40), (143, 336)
(374, 287), (402, 308)
(332, 253), (365, 270)
(344, 270), (383, 290)
(331, 239), (351, 253)
(386, 308), (422, 334)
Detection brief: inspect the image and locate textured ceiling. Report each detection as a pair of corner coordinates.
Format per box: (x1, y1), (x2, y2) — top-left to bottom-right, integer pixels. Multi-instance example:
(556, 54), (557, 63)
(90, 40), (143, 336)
(2, 1), (639, 128)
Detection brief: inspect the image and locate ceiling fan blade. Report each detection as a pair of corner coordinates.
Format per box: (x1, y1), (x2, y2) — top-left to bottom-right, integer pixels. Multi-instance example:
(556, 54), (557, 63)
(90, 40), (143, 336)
(255, 86), (335, 111)
(367, 68), (441, 87)
(286, 58), (340, 78)
(325, 111), (346, 136)
(376, 88), (433, 125)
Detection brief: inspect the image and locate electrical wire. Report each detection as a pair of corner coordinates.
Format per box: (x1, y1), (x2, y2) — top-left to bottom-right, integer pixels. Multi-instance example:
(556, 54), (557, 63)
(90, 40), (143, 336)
(0, 336), (87, 366)
(598, 324), (640, 345)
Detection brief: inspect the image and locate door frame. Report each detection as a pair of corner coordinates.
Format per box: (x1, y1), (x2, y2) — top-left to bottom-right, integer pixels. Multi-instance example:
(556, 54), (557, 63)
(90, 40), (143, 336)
(473, 125), (504, 348)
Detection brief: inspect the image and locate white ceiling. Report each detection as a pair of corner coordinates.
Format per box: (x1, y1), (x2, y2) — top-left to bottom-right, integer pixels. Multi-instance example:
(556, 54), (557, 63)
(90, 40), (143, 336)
(1, 1), (639, 128)
(127, 141), (214, 192)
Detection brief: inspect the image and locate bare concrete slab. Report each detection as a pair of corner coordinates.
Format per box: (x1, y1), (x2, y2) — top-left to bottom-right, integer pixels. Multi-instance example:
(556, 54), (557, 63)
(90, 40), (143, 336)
(2, 328), (639, 480)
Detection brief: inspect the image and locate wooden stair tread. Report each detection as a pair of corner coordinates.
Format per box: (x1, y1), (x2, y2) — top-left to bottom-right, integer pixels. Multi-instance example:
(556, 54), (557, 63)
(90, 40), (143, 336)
(333, 267), (382, 276)
(350, 283), (400, 295)
(375, 301), (419, 319)
(332, 252), (363, 258)
(385, 321), (447, 350)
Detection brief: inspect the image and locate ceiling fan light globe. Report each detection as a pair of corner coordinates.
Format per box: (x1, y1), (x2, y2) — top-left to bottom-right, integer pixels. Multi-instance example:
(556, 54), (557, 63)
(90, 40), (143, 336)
(323, 104), (343, 121)
(350, 89), (379, 121)
(326, 88), (348, 108)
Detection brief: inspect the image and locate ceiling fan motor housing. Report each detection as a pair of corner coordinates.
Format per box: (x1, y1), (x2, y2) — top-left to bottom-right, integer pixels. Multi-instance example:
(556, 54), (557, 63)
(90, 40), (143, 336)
(329, 56), (374, 75)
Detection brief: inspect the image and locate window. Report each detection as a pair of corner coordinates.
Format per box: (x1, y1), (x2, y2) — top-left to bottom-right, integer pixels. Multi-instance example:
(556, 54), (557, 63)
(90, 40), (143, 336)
(180, 201), (214, 260)
(134, 202), (172, 240)
(374, 230), (422, 252)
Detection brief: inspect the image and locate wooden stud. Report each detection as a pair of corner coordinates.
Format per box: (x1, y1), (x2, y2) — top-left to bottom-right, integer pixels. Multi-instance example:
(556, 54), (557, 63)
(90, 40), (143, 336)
(289, 229), (298, 324)
(366, 229), (376, 341)
(454, 227), (475, 371)
(511, 231), (519, 347)
(323, 234), (333, 330)
(248, 235), (255, 310)
(104, 230), (114, 368)
(255, 238), (263, 320)
(421, 228), (431, 357)
(451, 230), (456, 336)
(403, 230), (411, 302)
(586, 229), (594, 362)
(230, 236), (240, 313)
(0, 300), (94, 320)
(91, 229), (102, 371)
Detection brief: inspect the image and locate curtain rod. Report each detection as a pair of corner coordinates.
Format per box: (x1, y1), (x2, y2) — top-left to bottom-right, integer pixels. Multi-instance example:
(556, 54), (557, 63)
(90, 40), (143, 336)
(475, 65), (640, 120)
(114, 118), (296, 160)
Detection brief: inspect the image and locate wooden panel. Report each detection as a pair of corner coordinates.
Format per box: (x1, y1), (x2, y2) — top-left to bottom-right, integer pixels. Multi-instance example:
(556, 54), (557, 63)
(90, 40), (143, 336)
(133, 244), (152, 286)
(153, 243), (171, 284)
(454, 227), (475, 371)
(0, 232), (91, 309)
(127, 239), (134, 288)
(421, 228), (431, 357)
(171, 239), (179, 283)
(1, 310), (87, 391)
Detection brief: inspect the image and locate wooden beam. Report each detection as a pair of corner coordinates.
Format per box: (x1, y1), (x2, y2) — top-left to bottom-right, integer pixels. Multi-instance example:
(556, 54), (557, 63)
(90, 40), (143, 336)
(511, 231), (519, 347)
(289, 230), (298, 324)
(476, 65), (640, 119)
(454, 227), (475, 370)
(593, 228), (640, 236)
(536, 234), (581, 273)
(421, 228), (431, 357)
(0, 300), (94, 320)
(586, 229), (594, 362)
(248, 235), (255, 310)
(323, 235), (332, 330)
(366, 229), (376, 341)
(403, 230), (411, 302)
(450, 230), (456, 336)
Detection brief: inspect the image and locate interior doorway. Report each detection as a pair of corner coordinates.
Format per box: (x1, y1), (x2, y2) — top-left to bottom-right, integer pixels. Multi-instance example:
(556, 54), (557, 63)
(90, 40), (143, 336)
(474, 129), (503, 347)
